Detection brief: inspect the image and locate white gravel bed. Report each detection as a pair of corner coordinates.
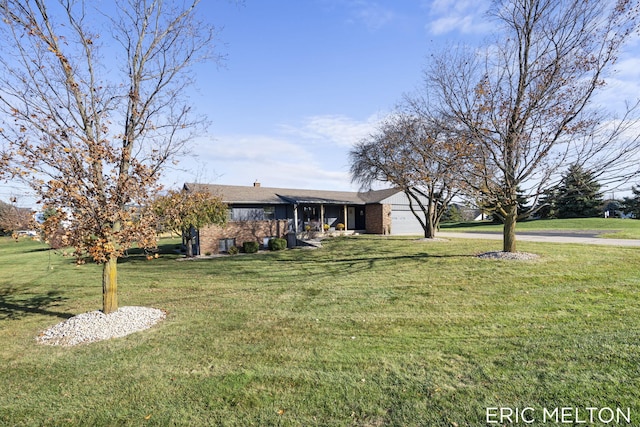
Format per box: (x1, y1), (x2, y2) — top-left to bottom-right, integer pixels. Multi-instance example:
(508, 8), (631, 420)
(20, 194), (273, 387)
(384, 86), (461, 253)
(37, 306), (166, 346)
(477, 251), (540, 260)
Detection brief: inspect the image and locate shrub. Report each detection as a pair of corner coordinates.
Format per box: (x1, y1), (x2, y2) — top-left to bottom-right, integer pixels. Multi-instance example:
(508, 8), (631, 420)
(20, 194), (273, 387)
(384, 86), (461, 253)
(243, 241), (259, 254)
(268, 237), (287, 251)
(336, 223), (345, 231)
(228, 246), (239, 255)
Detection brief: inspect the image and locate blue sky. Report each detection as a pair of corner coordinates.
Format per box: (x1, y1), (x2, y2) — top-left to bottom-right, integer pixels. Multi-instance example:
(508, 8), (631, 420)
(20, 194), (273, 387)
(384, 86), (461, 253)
(2, 0), (639, 207)
(164, 0), (495, 191)
(174, 0), (640, 195)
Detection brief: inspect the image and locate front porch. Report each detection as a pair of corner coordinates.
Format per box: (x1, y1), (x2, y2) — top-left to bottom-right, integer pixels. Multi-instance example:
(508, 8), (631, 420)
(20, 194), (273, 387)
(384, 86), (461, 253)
(291, 202), (366, 234)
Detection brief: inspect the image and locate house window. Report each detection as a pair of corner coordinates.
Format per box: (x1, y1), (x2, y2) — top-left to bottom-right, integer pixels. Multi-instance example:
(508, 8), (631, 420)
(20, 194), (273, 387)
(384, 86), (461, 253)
(263, 206), (275, 220)
(231, 208), (264, 221)
(230, 207), (275, 221)
(219, 238), (236, 253)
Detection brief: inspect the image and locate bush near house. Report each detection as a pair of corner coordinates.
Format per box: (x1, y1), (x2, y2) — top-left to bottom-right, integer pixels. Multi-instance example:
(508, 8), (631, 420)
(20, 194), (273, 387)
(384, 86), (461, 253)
(243, 241), (259, 253)
(268, 237), (287, 251)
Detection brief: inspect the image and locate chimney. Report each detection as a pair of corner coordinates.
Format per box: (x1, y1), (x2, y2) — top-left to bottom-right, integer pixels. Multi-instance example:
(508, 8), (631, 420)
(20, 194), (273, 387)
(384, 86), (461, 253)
(253, 180), (261, 188)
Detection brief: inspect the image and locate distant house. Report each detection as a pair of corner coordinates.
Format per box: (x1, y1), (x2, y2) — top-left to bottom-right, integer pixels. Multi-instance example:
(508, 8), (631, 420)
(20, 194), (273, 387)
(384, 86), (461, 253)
(183, 182), (430, 255)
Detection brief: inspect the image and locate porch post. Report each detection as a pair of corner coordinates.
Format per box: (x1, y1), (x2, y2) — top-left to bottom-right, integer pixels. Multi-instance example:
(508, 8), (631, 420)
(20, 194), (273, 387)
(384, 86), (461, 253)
(343, 205), (348, 231)
(320, 204), (325, 232)
(293, 204), (299, 233)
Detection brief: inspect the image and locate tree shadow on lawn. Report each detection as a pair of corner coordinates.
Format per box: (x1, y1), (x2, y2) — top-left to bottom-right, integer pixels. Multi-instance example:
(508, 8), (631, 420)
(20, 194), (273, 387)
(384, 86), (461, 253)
(26, 246), (55, 253)
(0, 285), (71, 320)
(206, 251), (478, 282)
(280, 251), (476, 265)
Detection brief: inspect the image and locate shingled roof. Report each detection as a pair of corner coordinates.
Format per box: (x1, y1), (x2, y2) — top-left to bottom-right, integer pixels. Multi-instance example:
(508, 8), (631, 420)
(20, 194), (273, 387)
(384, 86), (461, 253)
(183, 183), (400, 205)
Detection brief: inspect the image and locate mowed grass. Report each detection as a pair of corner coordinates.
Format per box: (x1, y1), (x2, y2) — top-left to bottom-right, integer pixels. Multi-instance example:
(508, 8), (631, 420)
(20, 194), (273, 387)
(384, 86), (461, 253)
(442, 217), (640, 239)
(1, 234), (640, 426)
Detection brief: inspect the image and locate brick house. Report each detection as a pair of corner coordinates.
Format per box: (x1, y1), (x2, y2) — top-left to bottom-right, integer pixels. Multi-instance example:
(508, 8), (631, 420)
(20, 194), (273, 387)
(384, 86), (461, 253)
(183, 182), (428, 255)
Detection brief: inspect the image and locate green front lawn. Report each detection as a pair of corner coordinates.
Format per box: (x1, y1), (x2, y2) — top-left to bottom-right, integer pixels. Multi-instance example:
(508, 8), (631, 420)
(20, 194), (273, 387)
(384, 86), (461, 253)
(1, 235), (639, 426)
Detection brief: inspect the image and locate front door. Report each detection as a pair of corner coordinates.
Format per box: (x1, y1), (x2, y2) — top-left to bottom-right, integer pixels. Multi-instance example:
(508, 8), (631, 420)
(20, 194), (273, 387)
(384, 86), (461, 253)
(347, 207), (356, 230)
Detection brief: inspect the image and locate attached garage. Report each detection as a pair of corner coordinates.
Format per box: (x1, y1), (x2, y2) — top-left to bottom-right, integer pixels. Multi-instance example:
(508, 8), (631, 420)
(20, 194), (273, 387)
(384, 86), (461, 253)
(377, 191), (430, 236)
(389, 205), (426, 235)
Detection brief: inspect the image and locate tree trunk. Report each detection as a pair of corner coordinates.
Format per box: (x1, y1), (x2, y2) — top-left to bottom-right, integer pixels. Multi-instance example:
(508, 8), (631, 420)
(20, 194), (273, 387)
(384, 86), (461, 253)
(185, 236), (194, 257)
(102, 254), (118, 314)
(423, 201), (436, 238)
(503, 204), (518, 252)
(423, 223), (436, 239)
(424, 214), (436, 238)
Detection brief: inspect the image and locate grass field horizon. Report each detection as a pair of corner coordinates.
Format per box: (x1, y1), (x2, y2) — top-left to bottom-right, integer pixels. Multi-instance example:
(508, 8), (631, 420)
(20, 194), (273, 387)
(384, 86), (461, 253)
(2, 221), (640, 425)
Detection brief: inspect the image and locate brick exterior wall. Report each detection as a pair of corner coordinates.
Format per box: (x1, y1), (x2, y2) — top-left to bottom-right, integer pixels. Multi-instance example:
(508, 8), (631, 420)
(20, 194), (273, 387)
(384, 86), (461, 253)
(199, 219), (289, 254)
(365, 203), (392, 235)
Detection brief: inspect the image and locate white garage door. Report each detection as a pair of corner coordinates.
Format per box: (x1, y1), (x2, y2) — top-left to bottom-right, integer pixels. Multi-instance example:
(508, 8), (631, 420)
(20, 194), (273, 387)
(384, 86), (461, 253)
(390, 205), (425, 235)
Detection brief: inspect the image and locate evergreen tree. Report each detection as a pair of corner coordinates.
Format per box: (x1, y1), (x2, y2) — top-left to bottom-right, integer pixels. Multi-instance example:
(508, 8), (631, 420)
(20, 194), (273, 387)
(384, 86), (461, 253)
(441, 204), (464, 223)
(556, 164), (603, 218)
(603, 200), (622, 218)
(621, 186), (640, 219)
(534, 187), (559, 219)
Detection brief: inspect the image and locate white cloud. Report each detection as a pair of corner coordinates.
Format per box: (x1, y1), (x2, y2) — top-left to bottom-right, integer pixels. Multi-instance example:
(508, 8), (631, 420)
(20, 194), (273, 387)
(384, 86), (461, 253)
(593, 55), (640, 113)
(161, 114), (389, 191)
(279, 114), (383, 147)
(352, 2), (396, 30)
(425, 0), (492, 36)
(162, 128), (362, 191)
(194, 134), (313, 163)
(326, 0), (397, 30)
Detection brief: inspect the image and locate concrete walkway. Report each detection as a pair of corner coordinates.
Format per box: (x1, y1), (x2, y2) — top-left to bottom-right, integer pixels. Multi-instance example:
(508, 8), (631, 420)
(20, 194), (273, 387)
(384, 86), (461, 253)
(437, 231), (640, 247)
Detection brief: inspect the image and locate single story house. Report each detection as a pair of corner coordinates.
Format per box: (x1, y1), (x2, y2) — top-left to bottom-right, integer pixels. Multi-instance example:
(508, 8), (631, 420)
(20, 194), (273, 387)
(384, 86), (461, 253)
(183, 182), (430, 255)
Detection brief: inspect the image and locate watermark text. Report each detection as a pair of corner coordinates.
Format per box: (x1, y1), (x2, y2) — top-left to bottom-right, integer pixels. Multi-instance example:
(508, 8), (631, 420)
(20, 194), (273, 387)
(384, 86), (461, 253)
(486, 407), (631, 424)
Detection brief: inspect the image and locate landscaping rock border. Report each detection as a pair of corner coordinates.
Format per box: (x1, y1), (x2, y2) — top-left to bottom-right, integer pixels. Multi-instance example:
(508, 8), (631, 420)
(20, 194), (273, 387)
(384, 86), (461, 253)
(37, 306), (166, 346)
(477, 251), (540, 260)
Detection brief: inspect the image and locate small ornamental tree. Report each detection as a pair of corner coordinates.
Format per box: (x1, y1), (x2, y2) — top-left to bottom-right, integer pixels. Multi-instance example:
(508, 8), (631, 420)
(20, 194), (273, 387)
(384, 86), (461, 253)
(153, 190), (227, 257)
(0, 0), (222, 314)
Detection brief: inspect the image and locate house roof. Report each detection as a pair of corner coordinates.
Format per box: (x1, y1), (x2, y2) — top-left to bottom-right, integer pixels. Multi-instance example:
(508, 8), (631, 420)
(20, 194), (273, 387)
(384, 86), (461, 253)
(183, 183), (400, 205)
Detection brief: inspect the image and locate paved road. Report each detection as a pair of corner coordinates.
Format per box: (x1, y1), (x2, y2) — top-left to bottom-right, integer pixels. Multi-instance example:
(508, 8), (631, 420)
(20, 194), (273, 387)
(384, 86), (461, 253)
(437, 231), (640, 247)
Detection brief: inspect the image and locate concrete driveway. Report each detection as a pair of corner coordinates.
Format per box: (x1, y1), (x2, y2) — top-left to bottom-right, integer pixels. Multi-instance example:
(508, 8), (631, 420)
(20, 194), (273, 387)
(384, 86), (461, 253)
(437, 231), (640, 247)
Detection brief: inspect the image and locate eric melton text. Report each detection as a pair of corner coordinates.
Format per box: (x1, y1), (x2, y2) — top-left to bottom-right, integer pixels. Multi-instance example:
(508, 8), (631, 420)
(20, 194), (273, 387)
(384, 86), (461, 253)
(486, 407), (631, 424)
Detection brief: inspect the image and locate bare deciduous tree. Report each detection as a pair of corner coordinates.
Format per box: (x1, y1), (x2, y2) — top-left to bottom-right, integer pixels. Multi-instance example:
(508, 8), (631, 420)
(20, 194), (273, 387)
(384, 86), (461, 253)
(0, 199), (34, 235)
(426, 0), (640, 252)
(0, 0), (221, 313)
(350, 110), (470, 238)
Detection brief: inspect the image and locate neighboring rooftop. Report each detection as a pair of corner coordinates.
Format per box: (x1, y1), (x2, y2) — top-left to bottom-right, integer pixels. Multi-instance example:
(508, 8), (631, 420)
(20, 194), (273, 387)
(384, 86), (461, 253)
(183, 182), (400, 205)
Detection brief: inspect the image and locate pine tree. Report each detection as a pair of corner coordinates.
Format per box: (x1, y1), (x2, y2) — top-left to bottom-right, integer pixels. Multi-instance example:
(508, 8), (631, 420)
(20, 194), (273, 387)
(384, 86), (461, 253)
(441, 204), (463, 223)
(556, 164), (603, 218)
(621, 186), (640, 219)
(534, 187), (559, 219)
